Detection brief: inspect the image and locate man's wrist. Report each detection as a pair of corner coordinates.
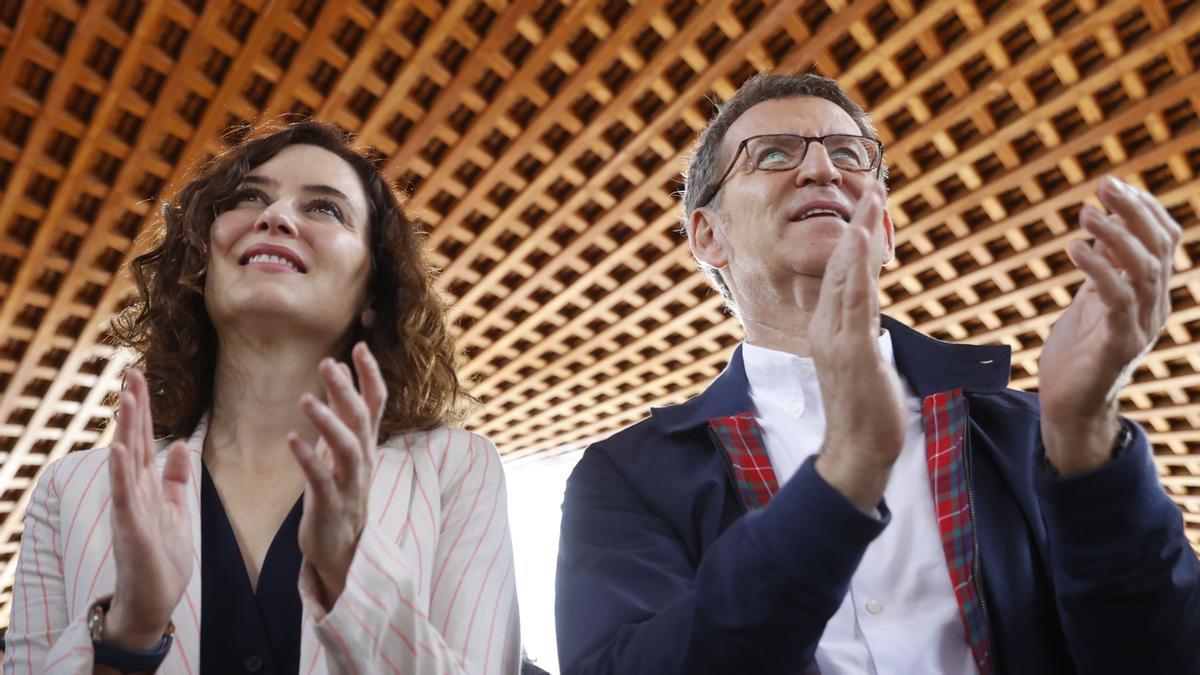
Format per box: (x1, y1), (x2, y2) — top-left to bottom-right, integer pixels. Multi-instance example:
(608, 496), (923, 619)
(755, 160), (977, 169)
(1042, 408), (1123, 476)
(814, 451), (892, 514)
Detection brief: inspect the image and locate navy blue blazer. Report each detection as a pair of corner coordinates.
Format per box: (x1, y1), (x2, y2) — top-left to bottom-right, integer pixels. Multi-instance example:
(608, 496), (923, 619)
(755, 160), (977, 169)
(556, 317), (1200, 674)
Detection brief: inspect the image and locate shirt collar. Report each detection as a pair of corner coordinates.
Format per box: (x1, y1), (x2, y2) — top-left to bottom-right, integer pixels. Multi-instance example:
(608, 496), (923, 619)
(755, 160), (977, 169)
(743, 330), (900, 418)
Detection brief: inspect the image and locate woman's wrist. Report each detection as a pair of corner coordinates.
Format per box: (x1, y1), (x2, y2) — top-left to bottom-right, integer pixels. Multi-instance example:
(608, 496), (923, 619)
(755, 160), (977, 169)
(102, 600), (171, 651)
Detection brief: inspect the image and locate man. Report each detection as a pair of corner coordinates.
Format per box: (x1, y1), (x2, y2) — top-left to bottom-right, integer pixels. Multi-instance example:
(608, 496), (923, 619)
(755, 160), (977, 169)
(555, 73), (1200, 674)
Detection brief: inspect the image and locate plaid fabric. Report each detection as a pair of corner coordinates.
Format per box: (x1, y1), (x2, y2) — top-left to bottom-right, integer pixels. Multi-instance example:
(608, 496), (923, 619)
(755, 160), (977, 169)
(923, 388), (993, 675)
(708, 413), (779, 510)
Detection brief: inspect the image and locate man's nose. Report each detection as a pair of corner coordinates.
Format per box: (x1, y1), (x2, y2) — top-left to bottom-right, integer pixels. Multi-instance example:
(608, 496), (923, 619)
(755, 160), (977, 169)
(253, 201), (299, 236)
(793, 143), (842, 187)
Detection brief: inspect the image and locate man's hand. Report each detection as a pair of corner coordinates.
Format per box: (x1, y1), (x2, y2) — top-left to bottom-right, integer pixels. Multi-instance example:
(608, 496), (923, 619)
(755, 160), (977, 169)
(812, 182), (907, 512)
(1039, 176), (1181, 475)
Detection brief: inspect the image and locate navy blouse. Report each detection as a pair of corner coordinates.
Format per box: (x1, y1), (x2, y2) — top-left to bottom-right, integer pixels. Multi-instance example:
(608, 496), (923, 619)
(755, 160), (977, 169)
(200, 464), (304, 674)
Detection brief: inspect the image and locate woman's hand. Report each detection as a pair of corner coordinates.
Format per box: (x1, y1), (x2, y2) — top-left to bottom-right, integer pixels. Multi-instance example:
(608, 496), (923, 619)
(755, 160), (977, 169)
(290, 342), (388, 609)
(105, 369), (194, 649)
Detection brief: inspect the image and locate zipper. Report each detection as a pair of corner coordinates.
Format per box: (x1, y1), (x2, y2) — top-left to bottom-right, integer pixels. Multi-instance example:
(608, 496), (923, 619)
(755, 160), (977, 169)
(963, 400), (999, 675)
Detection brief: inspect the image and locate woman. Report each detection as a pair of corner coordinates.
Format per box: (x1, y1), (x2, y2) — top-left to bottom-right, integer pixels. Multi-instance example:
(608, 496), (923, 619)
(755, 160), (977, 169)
(5, 121), (521, 674)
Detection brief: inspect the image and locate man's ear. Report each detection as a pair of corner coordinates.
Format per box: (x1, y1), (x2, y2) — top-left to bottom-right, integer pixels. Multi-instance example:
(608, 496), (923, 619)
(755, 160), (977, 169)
(687, 206), (730, 270)
(881, 208), (896, 265)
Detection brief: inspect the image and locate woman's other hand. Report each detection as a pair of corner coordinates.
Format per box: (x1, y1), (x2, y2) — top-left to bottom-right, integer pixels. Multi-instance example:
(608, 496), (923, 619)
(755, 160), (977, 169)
(106, 368), (194, 649)
(290, 342), (387, 609)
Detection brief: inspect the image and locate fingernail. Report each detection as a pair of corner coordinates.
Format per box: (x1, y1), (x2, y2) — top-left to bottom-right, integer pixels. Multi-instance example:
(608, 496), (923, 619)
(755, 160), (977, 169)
(1101, 176), (1127, 195)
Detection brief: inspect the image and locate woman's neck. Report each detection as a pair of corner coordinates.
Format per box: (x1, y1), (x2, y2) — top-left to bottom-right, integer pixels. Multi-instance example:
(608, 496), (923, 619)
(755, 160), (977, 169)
(204, 329), (342, 473)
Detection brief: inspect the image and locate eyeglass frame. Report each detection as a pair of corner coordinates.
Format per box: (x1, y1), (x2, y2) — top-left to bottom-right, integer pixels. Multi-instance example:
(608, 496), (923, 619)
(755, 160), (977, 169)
(695, 133), (885, 209)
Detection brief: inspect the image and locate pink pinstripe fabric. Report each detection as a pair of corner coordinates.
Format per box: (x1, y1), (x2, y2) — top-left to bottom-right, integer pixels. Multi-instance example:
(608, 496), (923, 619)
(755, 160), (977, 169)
(5, 418), (521, 674)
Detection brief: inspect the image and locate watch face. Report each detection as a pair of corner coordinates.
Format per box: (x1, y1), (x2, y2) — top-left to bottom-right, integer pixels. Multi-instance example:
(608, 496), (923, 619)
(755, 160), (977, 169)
(88, 603), (103, 642)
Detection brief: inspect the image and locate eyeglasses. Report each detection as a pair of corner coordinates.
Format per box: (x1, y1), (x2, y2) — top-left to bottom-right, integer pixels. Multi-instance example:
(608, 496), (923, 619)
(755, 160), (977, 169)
(696, 133), (885, 208)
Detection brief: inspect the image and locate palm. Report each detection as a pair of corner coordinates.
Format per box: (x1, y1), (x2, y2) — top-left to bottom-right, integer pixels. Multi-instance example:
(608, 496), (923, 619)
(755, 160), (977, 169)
(111, 453), (192, 609)
(1039, 280), (1133, 418)
(107, 368), (194, 634)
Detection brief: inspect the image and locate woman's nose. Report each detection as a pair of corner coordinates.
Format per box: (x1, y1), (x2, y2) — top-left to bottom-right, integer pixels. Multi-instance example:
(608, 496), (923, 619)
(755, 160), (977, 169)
(253, 201), (298, 236)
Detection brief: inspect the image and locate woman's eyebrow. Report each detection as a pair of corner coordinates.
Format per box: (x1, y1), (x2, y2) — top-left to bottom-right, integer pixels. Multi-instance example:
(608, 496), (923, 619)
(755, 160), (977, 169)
(241, 175), (275, 187)
(303, 184), (351, 203)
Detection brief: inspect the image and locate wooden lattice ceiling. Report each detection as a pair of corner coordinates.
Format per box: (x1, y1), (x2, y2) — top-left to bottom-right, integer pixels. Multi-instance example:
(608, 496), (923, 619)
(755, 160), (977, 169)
(0, 0), (1198, 624)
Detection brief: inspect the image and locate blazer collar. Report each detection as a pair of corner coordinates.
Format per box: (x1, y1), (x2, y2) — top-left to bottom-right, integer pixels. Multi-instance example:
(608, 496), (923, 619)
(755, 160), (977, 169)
(651, 315), (1011, 434)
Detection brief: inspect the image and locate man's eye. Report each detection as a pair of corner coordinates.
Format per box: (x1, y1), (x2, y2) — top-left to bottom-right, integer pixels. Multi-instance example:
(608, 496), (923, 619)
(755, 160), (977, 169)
(829, 148), (868, 167)
(757, 149), (794, 167)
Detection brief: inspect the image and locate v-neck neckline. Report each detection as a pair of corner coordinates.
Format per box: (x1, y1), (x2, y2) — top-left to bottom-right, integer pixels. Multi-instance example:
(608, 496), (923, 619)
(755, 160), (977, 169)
(200, 462), (304, 596)
(200, 462), (305, 674)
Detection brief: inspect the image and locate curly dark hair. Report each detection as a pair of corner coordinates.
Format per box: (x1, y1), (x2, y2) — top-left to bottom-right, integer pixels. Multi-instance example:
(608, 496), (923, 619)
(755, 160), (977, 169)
(109, 120), (474, 439)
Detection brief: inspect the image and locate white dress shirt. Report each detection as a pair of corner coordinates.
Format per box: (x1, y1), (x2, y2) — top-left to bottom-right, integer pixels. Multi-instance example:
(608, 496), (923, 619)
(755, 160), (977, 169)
(743, 332), (979, 675)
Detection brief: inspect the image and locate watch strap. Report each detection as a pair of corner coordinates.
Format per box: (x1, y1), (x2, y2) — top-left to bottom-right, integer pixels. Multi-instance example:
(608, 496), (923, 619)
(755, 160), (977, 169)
(89, 599), (174, 673)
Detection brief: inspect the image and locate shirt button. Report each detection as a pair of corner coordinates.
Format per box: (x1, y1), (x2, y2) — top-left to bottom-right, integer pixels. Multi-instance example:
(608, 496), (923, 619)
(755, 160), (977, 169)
(798, 363), (815, 377)
(243, 655), (264, 672)
(865, 600), (883, 615)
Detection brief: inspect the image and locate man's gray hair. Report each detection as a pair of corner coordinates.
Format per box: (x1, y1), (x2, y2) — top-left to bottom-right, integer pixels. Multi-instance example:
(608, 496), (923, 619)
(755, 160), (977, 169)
(681, 72), (886, 309)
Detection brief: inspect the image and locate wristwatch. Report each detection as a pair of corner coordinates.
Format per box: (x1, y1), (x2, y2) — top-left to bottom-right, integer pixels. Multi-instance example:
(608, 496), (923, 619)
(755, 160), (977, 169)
(88, 599), (175, 673)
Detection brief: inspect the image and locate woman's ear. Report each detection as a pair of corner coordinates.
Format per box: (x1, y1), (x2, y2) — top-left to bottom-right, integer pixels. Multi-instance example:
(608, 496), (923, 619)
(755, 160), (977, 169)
(360, 305), (376, 329)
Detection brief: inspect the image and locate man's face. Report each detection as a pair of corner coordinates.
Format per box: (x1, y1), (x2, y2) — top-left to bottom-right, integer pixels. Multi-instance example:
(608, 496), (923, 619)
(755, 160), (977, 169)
(691, 95), (893, 303)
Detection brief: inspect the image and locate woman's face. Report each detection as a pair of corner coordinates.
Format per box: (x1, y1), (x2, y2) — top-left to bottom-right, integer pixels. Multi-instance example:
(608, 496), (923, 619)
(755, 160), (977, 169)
(205, 144), (373, 345)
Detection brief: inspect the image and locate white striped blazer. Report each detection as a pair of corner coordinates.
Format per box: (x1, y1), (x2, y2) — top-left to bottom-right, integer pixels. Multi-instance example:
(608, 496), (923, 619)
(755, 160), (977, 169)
(4, 415), (521, 674)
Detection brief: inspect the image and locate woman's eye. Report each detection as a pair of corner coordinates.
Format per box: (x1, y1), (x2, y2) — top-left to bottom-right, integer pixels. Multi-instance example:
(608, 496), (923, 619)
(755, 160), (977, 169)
(309, 200), (344, 222)
(235, 189), (265, 205)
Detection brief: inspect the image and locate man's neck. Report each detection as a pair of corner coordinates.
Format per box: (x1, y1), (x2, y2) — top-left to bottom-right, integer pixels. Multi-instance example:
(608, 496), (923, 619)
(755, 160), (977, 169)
(736, 276), (822, 357)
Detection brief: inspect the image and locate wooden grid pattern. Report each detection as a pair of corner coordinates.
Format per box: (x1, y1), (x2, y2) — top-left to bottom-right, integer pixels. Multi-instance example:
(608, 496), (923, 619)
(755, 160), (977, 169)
(0, 0), (1198, 623)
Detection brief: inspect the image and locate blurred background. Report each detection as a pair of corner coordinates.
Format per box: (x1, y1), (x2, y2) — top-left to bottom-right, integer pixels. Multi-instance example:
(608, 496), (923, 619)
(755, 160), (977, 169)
(0, 0), (1198, 670)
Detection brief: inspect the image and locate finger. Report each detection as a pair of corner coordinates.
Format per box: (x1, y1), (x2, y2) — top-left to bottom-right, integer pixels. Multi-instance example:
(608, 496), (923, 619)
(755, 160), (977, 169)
(1135, 187), (1184, 249)
(161, 441), (192, 507)
(301, 394), (361, 488)
(1067, 239), (1136, 313)
(1080, 206), (1157, 289)
(817, 193), (871, 330)
(321, 359), (372, 453)
(289, 433), (337, 505)
(108, 443), (130, 508)
(1096, 178), (1173, 258)
(128, 369), (155, 468)
(842, 185), (885, 332)
(352, 342), (388, 428)
(114, 390), (134, 465)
